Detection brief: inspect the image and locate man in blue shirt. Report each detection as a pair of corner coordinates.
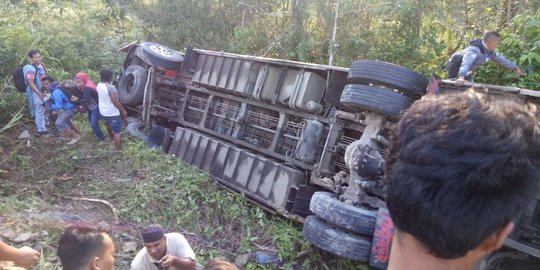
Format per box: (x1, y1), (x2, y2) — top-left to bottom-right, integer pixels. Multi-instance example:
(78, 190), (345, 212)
(50, 80), (82, 144)
(445, 31), (524, 86)
(23, 49), (48, 136)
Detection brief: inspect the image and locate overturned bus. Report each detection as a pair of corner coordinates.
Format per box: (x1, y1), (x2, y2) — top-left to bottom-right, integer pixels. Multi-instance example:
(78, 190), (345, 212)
(116, 41), (540, 269)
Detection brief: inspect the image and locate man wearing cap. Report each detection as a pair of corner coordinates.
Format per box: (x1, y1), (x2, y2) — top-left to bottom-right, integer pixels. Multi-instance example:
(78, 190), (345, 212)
(131, 224), (197, 270)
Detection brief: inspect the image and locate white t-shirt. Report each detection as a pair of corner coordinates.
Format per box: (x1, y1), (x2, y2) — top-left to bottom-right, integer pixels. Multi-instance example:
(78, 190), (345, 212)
(96, 82), (120, 117)
(131, 233), (196, 270)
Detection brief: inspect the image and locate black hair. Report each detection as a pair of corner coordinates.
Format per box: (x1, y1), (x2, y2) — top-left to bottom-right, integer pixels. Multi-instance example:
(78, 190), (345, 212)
(386, 90), (540, 259)
(483, 31), (501, 42)
(41, 75), (54, 83)
(28, 49), (41, 58)
(100, 68), (113, 82)
(57, 224), (108, 270)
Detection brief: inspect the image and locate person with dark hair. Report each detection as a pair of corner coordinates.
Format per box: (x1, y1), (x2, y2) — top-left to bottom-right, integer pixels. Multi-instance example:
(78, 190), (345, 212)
(72, 72), (106, 141)
(51, 80), (82, 144)
(131, 224), (197, 270)
(203, 259), (239, 270)
(96, 68), (127, 150)
(57, 224), (115, 270)
(386, 90), (540, 270)
(0, 240), (40, 268)
(24, 48), (49, 136)
(40, 75), (60, 137)
(445, 31), (525, 85)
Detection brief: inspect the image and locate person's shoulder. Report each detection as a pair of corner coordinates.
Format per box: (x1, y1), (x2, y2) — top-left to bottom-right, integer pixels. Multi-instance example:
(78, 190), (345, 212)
(465, 45), (481, 52)
(166, 232), (187, 240)
(166, 232), (191, 246)
(166, 233), (195, 258)
(131, 247), (149, 267)
(96, 82), (107, 90)
(53, 88), (64, 96)
(23, 64), (36, 73)
(106, 83), (118, 92)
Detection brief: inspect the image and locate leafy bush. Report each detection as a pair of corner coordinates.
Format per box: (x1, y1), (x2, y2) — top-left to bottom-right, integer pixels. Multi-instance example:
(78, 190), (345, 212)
(0, 0), (142, 82)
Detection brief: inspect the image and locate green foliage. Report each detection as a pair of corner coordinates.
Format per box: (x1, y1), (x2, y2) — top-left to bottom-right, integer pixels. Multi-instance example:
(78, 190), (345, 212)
(0, 89), (27, 129)
(0, 0), (143, 83)
(2, 0), (538, 91)
(129, 0), (538, 90)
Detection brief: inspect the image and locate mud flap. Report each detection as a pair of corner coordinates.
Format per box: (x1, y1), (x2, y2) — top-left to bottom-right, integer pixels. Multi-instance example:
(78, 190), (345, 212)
(370, 207), (395, 269)
(426, 73), (442, 96)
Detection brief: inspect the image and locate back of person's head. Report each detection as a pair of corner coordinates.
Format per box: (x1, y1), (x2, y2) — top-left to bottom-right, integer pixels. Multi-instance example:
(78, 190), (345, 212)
(386, 90), (540, 259)
(41, 75), (54, 83)
(57, 224), (110, 270)
(100, 69), (113, 82)
(60, 79), (81, 95)
(203, 258), (240, 270)
(28, 49), (40, 58)
(483, 31), (501, 42)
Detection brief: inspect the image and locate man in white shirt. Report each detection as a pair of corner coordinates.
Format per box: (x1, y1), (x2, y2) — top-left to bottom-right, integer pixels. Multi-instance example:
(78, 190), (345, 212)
(96, 69), (127, 150)
(131, 224), (197, 270)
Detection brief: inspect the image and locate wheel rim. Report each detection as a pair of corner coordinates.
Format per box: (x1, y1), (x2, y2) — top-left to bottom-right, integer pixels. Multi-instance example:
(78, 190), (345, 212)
(126, 74), (135, 93)
(149, 44), (173, 57)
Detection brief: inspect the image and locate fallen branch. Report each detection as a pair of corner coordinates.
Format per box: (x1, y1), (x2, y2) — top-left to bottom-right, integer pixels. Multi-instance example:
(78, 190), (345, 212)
(295, 250), (309, 259)
(251, 241), (278, 253)
(54, 194), (119, 220)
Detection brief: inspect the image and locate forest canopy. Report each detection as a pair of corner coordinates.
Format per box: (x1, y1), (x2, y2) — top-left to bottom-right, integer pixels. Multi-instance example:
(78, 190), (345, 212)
(1, 0), (539, 89)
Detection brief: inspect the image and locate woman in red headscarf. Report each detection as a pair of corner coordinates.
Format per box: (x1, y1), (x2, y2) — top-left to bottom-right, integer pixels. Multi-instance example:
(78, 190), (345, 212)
(72, 72), (106, 141)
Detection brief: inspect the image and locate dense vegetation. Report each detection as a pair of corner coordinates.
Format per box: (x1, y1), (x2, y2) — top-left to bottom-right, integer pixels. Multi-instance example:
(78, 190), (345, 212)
(0, 0), (539, 90)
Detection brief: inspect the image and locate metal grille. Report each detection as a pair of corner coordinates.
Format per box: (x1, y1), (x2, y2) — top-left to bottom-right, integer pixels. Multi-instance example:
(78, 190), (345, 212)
(154, 85), (185, 111)
(184, 92), (209, 125)
(335, 160), (348, 173)
(277, 119), (305, 155)
(340, 135), (357, 146)
(205, 98), (241, 136)
(333, 129), (390, 173)
(285, 120), (304, 137)
(212, 100), (241, 117)
(246, 110), (279, 130)
(277, 119), (329, 164)
(187, 95), (208, 110)
(184, 110), (204, 125)
(243, 107), (279, 149)
(243, 125), (274, 148)
(334, 129), (363, 173)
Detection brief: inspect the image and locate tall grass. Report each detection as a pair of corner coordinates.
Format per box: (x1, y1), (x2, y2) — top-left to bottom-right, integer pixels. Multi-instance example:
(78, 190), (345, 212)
(0, 79), (28, 133)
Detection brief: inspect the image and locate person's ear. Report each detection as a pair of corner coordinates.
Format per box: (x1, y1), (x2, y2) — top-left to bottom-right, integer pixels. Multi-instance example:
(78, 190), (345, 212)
(90, 256), (100, 270)
(479, 222), (514, 253)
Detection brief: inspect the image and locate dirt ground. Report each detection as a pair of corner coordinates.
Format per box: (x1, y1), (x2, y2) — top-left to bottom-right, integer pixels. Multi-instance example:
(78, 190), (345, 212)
(1, 120), (362, 270)
(0, 124), (147, 268)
